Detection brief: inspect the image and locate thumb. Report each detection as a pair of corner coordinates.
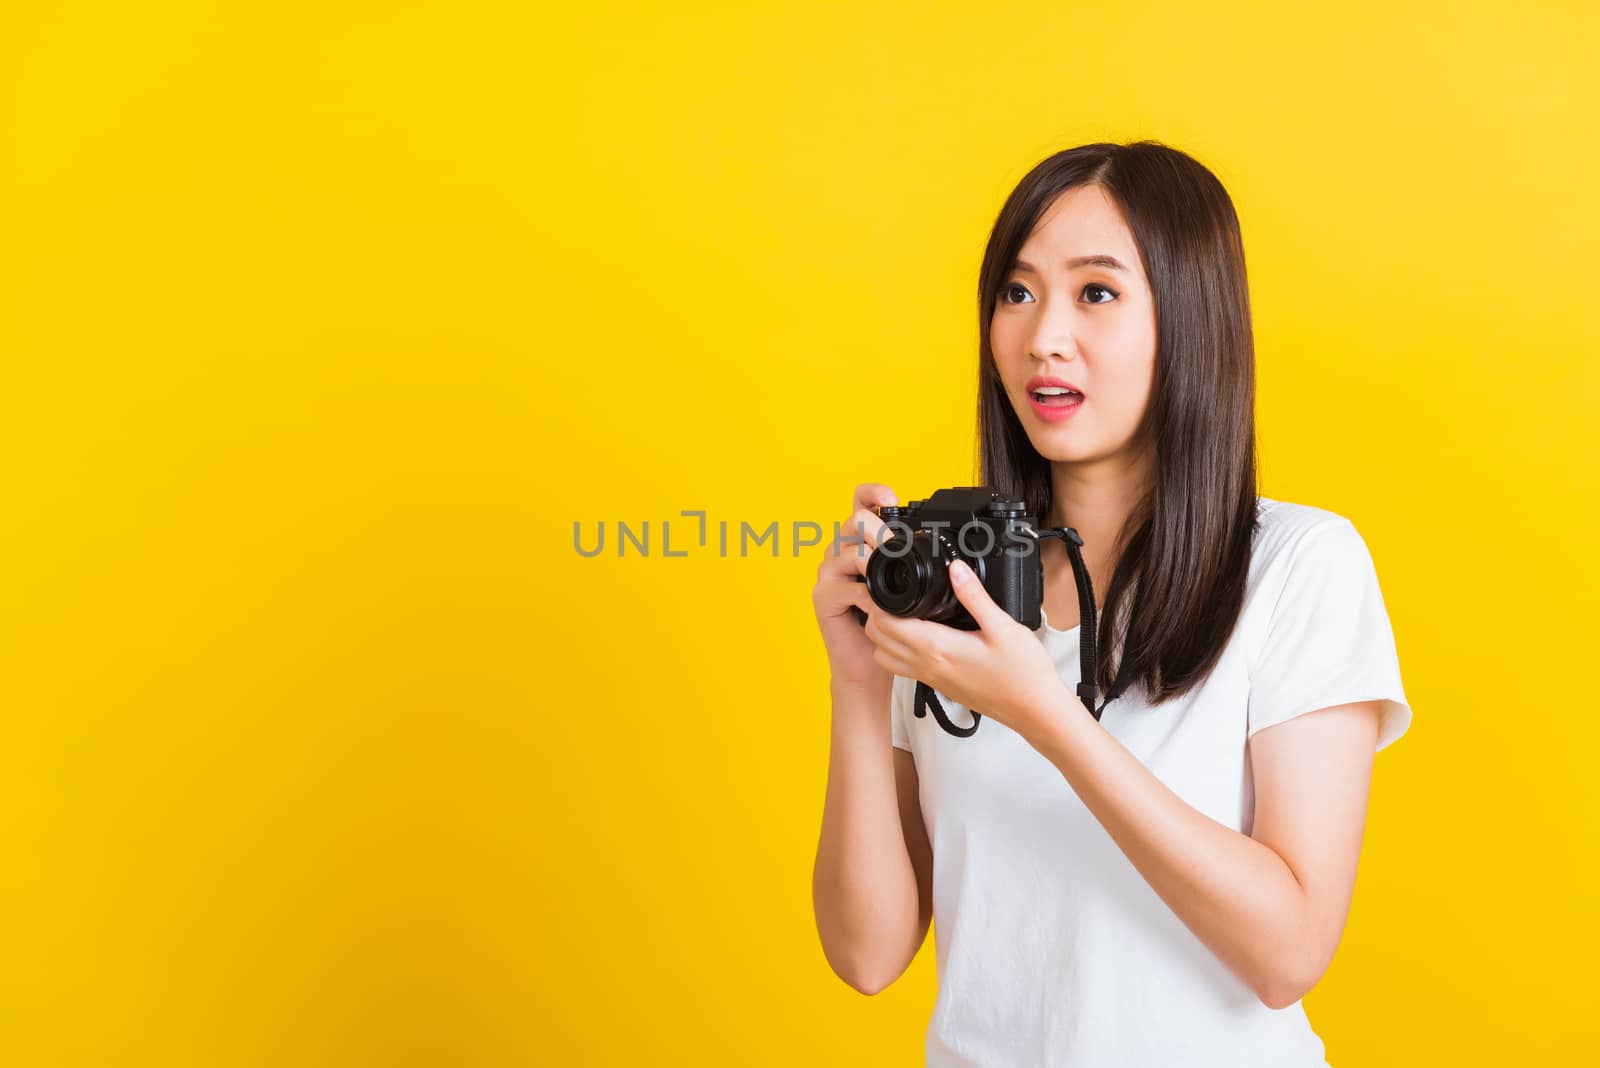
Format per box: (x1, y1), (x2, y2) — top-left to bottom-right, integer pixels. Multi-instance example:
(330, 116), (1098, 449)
(948, 560), (1008, 631)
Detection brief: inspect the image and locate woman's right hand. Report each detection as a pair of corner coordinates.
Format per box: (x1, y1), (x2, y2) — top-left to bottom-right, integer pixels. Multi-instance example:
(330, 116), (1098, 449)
(812, 482), (899, 690)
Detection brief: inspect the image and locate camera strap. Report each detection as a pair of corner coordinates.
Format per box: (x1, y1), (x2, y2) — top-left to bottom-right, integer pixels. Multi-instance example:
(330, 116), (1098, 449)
(1036, 526), (1134, 722)
(906, 525), (1134, 737)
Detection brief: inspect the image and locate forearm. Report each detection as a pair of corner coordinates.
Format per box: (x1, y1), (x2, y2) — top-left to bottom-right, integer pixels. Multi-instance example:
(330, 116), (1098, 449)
(812, 678), (922, 992)
(1022, 682), (1318, 1008)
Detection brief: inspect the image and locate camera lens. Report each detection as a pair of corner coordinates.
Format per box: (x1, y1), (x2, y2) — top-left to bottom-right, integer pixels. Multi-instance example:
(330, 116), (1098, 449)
(865, 529), (960, 621)
(880, 557), (913, 599)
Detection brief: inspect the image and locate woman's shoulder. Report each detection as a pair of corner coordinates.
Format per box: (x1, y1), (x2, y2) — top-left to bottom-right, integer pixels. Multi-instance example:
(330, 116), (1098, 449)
(1251, 495), (1363, 570)
(1254, 495), (1356, 538)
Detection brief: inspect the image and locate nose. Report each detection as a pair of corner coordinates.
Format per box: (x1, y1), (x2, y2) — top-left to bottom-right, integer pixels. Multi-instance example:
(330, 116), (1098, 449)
(1026, 297), (1080, 364)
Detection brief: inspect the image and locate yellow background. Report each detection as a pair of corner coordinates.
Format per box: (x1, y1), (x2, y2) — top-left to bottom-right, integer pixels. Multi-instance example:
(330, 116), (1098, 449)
(3, 2), (1596, 1064)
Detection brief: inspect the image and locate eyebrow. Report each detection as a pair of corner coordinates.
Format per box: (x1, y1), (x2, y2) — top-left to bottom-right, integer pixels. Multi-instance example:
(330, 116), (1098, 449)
(1012, 255), (1131, 274)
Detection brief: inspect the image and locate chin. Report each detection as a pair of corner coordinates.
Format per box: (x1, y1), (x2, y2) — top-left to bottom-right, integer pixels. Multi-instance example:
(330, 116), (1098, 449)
(1025, 428), (1096, 464)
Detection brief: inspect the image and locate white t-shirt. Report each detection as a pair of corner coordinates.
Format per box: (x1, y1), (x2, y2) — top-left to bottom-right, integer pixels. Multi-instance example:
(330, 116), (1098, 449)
(890, 496), (1412, 1067)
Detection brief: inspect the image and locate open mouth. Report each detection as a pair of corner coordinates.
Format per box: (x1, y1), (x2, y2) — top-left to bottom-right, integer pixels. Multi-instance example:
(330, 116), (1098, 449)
(1029, 386), (1083, 407)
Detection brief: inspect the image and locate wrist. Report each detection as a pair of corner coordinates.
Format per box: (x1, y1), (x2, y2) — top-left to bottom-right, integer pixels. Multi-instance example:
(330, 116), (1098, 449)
(829, 672), (893, 710)
(1018, 676), (1094, 758)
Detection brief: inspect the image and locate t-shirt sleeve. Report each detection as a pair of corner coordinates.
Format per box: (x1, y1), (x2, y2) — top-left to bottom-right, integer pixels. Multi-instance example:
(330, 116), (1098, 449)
(1247, 517), (1413, 752)
(891, 675), (913, 752)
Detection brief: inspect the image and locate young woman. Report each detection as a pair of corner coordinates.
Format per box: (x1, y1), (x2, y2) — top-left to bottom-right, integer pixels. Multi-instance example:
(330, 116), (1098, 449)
(810, 141), (1411, 1067)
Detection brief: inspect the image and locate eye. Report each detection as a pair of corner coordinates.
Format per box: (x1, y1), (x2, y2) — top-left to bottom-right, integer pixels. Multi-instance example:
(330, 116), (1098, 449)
(1081, 282), (1119, 304)
(999, 282), (1033, 305)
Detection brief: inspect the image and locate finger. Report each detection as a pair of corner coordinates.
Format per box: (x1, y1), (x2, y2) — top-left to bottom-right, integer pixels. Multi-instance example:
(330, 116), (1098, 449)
(873, 647), (916, 678)
(832, 507), (892, 566)
(864, 611), (919, 661)
(814, 570), (872, 619)
(851, 482), (898, 515)
(819, 512), (880, 576)
(836, 577), (877, 620)
(873, 610), (942, 648)
(948, 559), (1010, 632)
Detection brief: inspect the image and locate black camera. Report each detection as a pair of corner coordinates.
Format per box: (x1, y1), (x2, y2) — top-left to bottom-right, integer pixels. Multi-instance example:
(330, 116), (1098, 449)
(857, 486), (1044, 631)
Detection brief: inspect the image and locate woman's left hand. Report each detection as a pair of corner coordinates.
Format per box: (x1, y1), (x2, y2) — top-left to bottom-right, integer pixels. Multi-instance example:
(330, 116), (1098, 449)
(862, 559), (1079, 742)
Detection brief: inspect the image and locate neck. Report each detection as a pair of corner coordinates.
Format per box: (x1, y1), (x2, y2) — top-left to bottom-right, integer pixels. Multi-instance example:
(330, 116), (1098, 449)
(1043, 446), (1154, 594)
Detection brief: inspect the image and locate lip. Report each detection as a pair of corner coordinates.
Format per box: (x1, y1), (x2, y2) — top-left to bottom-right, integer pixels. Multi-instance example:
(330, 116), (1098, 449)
(1024, 375), (1085, 423)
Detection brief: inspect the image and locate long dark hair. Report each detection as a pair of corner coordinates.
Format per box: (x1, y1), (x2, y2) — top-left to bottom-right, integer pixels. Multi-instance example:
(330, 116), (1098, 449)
(977, 141), (1259, 706)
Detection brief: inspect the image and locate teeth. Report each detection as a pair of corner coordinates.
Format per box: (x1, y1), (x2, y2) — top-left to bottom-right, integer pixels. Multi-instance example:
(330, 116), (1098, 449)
(1033, 387), (1080, 397)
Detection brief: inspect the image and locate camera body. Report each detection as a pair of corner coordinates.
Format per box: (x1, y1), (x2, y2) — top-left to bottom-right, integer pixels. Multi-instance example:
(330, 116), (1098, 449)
(861, 486), (1044, 631)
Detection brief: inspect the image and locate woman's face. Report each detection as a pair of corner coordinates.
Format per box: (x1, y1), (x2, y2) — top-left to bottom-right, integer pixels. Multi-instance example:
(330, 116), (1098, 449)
(990, 184), (1158, 467)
